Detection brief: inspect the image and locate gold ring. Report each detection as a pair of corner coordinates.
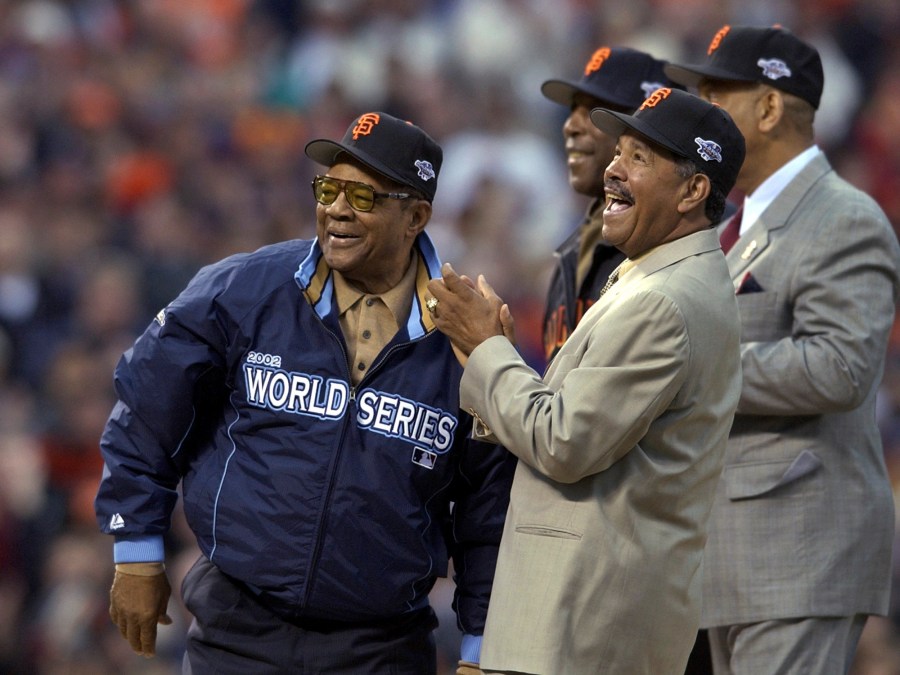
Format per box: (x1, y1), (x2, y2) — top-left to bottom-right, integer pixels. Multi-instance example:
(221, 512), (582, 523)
(425, 296), (439, 314)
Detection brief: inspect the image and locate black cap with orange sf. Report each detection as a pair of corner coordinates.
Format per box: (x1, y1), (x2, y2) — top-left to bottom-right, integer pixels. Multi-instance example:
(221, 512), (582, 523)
(664, 24), (824, 109)
(305, 112), (442, 202)
(590, 88), (746, 197)
(541, 46), (681, 111)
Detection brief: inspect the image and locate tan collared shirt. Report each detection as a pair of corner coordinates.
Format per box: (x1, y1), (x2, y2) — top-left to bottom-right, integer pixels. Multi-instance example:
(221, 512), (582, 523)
(334, 254), (417, 385)
(618, 244), (660, 280)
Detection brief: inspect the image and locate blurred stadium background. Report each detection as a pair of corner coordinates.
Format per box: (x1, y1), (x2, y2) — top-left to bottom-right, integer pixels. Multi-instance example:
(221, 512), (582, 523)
(1, 1), (899, 673)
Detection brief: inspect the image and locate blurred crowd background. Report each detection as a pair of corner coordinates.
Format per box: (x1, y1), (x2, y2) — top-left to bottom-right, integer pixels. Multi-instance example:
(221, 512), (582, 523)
(1, 1), (899, 673)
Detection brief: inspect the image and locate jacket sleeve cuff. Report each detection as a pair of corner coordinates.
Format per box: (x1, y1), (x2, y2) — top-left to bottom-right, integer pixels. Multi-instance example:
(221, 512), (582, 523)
(113, 534), (165, 563)
(459, 634), (483, 664)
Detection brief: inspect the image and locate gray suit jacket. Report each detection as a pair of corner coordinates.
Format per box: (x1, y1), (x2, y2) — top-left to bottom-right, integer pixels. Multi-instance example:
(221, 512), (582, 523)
(463, 230), (741, 674)
(701, 152), (900, 628)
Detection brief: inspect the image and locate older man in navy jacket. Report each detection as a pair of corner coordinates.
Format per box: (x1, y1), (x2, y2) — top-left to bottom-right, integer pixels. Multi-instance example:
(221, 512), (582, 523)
(95, 112), (515, 675)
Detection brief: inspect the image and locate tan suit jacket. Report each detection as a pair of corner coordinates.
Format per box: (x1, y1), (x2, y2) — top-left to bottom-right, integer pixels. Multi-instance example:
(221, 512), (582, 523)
(462, 229), (741, 674)
(701, 152), (900, 627)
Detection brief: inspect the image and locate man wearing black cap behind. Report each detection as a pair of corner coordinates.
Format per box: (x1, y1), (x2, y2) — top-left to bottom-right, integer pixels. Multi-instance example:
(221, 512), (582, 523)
(540, 46), (682, 363)
(424, 88), (745, 673)
(665, 25), (900, 674)
(94, 111), (515, 674)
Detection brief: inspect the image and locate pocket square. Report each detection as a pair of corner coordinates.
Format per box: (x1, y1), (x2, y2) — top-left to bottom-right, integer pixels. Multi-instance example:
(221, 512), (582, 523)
(736, 271), (764, 294)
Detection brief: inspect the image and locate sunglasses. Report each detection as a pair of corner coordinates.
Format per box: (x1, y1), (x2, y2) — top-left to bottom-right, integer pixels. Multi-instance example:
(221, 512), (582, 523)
(311, 175), (414, 212)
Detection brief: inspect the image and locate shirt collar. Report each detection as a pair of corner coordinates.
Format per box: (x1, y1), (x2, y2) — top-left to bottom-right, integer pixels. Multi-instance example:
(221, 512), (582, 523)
(619, 244), (659, 278)
(333, 252), (417, 325)
(742, 145), (820, 233)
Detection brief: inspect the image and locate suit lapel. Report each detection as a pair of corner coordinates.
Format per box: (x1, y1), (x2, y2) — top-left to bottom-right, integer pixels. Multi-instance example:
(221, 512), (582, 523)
(619, 229), (721, 288)
(726, 152), (832, 285)
(726, 224), (769, 284)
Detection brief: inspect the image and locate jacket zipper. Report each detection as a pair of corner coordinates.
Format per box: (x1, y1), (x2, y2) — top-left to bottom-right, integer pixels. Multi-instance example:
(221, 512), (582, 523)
(300, 319), (354, 612)
(299, 322), (431, 612)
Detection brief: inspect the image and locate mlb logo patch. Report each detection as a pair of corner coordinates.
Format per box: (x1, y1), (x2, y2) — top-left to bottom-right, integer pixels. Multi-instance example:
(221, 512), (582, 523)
(412, 447), (437, 470)
(694, 137), (724, 163)
(640, 81), (666, 98)
(757, 58), (792, 81)
(415, 159), (435, 182)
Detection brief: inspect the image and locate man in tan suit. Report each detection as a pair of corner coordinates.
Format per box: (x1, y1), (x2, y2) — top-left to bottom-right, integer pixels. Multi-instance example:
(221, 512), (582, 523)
(666, 25), (900, 673)
(425, 88), (745, 674)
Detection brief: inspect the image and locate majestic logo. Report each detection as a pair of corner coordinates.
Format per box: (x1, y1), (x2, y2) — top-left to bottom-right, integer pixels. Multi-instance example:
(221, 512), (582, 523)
(154, 309), (166, 326)
(352, 112), (380, 140)
(640, 87), (671, 110)
(415, 159), (436, 182)
(708, 25), (731, 55)
(584, 47), (611, 76)
(640, 81), (666, 99)
(757, 58), (792, 81)
(110, 513), (125, 530)
(695, 137), (724, 163)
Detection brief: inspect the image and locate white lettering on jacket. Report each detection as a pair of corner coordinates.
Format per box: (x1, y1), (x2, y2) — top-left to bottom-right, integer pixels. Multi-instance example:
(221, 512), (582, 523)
(242, 361), (457, 451)
(244, 363), (348, 420)
(356, 389), (456, 452)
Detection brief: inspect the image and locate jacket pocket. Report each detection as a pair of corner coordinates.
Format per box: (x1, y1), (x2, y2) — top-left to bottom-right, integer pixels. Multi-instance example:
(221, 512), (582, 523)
(515, 525), (582, 540)
(724, 449), (822, 501)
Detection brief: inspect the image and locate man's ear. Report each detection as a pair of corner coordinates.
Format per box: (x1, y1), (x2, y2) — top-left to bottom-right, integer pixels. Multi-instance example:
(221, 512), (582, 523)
(758, 87), (784, 133)
(408, 200), (432, 236)
(677, 173), (711, 215)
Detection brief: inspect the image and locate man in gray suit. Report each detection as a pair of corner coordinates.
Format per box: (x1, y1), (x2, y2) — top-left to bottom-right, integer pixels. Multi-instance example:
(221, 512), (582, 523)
(666, 25), (900, 673)
(424, 88), (745, 674)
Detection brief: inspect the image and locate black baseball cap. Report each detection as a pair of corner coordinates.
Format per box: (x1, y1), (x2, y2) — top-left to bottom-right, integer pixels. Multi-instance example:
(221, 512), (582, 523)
(664, 25), (824, 109)
(590, 88), (745, 196)
(542, 46), (681, 111)
(305, 112), (442, 201)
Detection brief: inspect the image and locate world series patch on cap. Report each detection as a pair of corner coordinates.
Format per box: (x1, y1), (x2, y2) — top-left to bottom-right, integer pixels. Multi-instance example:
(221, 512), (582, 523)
(590, 88), (746, 197)
(541, 46), (682, 112)
(305, 112), (443, 202)
(664, 24), (824, 109)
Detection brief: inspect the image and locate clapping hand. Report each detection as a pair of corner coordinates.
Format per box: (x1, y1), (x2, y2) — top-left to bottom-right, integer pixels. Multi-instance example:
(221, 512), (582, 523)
(426, 263), (515, 365)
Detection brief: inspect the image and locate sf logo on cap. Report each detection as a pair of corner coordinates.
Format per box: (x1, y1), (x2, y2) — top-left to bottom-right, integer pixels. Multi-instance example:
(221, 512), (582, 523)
(352, 113), (380, 140)
(640, 81), (666, 98)
(640, 87), (671, 110)
(708, 25), (731, 55)
(584, 47), (611, 76)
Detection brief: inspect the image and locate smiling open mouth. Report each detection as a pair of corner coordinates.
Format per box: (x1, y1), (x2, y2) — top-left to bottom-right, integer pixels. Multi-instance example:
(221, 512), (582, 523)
(604, 192), (633, 214)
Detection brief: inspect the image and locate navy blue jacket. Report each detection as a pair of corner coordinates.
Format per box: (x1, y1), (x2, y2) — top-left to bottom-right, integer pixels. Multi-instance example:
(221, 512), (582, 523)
(95, 233), (515, 634)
